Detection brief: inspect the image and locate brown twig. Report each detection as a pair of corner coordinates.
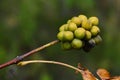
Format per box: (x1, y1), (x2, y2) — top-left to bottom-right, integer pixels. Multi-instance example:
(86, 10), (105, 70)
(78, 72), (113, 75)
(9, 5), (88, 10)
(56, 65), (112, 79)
(17, 60), (82, 73)
(17, 60), (98, 80)
(0, 40), (59, 69)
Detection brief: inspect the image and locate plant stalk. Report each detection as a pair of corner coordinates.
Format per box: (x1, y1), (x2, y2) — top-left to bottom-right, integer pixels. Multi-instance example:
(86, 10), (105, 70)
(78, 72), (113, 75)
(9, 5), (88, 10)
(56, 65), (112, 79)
(17, 60), (82, 73)
(0, 40), (59, 69)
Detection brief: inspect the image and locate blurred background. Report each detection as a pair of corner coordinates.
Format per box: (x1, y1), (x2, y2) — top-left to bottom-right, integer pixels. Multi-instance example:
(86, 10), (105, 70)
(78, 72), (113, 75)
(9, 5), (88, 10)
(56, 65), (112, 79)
(0, 0), (120, 80)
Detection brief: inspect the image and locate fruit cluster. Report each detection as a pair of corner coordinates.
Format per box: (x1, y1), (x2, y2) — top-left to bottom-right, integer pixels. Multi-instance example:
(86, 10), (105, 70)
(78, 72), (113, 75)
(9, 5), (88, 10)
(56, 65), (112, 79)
(57, 14), (102, 52)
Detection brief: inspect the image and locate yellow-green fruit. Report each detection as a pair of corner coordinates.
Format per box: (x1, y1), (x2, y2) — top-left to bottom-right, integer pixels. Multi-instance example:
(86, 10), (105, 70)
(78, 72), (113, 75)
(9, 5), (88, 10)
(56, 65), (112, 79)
(82, 20), (92, 30)
(59, 24), (65, 31)
(71, 39), (83, 49)
(89, 16), (99, 25)
(90, 26), (100, 36)
(62, 42), (72, 50)
(78, 15), (87, 21)
(71, 17), (81, 26)
(74, 28), (86, 39)
(85, 31), (92, 40)
(68, 22), (77, 32)
(93, 35), (102, 44)
(57, 31), (65, 41)
(64, 31), (74, 41)
(67, 20), (71, 24)
(64, 24), (69, 31)
(59, 24), (68, 31)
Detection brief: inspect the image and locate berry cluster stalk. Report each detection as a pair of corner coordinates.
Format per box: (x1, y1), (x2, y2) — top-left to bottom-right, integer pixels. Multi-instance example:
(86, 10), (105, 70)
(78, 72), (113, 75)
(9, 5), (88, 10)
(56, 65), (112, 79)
(0, 40), (59, 69)
(18, 60), (82, 73)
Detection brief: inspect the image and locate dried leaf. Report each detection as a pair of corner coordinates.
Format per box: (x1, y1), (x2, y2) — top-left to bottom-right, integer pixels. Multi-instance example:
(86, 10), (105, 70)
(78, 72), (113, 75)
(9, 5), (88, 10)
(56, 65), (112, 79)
(97, 68), (110, 80)
(110, 76), (120, 80)
(77, 63), (97, 80)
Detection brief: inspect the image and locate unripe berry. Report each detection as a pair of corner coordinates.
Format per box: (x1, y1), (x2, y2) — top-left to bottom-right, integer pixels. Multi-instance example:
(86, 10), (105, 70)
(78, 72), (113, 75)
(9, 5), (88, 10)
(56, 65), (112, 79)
(71, 39), (83, 49)
(64, 31), (74, 41)
(59, 24), (65, 31)
(93, 35), (102, 44)
(82, 20), (92, 30)
(64, 24), (69, 31)
(90, 26), (100, 36)
(78, 15), (87, 21)
(74, 28), (86, 39)
(67, 20), (71, 24)
(62, 42), (72, 50)
(68, 22), (77, 32)
(89, 16), (99, 25)
(59, 24), (69, 31)
(71, 17), (81, 26)
(85, 31), (92, 40)
(57, 31), (65, 41)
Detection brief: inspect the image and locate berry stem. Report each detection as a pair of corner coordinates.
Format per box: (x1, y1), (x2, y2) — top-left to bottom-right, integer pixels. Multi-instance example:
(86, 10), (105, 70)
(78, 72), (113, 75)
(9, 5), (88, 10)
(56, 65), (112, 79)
(18, 60), (98, 80)
(17, 60), (82, 73)
(0, 40), (59, 69)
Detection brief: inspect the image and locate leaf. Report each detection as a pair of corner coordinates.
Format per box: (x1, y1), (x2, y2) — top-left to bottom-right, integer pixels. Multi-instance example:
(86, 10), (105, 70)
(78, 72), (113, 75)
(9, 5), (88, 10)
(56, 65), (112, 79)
(97, 68), (110, 80)
(77, 63), (97, 80)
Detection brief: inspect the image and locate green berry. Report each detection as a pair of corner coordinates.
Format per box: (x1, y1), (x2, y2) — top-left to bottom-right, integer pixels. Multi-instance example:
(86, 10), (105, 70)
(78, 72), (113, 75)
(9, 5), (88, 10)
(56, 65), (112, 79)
(62, 42), (72, 50)
(92, 26), (100, 32)
(89, 16), (99, 25)
(59, 24), (69, 31)
(64, 31), (74, 41)
(93, 35), (102, 44)
(68, 22), (77, 32)
(78, 14), (87, 21)
(64, 24), (69, 31)
(74, 28), (86, 39)
(71, 39), (83, 49)
(85, 31), (92, 40)
(59, 24), (65, 31)
(90, 26), (100, 36)
(82, 20), (92, 30)
(57, 31), (65, 41)
(71, 17), (81, 26)
(67, 20), (71, 24)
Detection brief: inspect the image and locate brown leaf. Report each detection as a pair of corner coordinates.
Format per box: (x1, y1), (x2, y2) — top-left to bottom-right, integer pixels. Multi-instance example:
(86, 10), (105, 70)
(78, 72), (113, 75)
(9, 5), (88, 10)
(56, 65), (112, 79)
(81, 69), (97, 80)
(77, 63), (97, 80)
(97, 68), (110, 80)
(110, 76), (120, 80)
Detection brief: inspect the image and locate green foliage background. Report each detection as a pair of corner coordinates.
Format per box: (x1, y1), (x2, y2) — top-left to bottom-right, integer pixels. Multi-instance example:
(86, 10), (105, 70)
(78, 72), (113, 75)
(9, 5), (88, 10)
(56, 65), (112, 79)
(0, 0), (120, 80)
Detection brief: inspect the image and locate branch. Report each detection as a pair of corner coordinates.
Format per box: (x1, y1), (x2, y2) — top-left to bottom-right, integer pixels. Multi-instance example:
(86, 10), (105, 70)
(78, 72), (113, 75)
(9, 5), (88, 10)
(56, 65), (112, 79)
(0, 40), (59, 69)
